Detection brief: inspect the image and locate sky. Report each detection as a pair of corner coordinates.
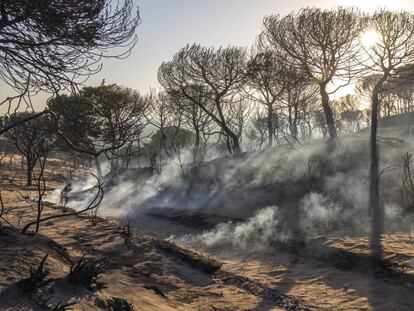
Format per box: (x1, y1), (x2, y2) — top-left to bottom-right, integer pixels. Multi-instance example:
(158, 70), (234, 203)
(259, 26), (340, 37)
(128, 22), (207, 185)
(1, 0), (414, 111)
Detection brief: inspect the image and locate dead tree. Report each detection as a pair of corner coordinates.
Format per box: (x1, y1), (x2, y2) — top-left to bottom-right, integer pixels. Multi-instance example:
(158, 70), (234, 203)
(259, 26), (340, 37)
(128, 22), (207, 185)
(83, 84), (148, 174)
(0, 0), (140, 113)
(3, 112), (56, 186)
(159, 44), (249, 155)
(362, 10), (414, 259)
(48, 85), (148, 177)
(21, 174), (104, 235)
(32, 148), (47, 233)
(227, 97), (254, 148)
(247, 109), (273, 149)
(144, 91), (180, 170)
(164, 88), (217, 166)
(185, 100), (216, 166)
(278, 65), (319, 141)
(262, 7), (364, 142)
(401, 153), (414, 209)
(247, 50), (285, 147)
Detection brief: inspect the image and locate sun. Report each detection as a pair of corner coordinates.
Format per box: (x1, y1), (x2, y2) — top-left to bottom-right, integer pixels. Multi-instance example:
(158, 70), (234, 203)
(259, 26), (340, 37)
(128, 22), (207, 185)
(360, 29), (380, 48)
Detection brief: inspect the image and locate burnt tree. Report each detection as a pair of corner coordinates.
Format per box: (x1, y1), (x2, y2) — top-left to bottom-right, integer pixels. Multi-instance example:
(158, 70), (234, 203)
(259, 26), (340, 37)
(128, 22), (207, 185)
(3, 112), (56, 186)
(262, 8), (363, 143)
(0, 0), (140, 112)
(159, 44), (248, 155)
(362, 10), (414, 259)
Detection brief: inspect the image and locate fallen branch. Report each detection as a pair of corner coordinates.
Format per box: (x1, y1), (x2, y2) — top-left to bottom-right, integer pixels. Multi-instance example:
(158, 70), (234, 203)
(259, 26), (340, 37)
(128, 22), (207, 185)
(151, 239), (222, 274)
(21, 174), (104, 234)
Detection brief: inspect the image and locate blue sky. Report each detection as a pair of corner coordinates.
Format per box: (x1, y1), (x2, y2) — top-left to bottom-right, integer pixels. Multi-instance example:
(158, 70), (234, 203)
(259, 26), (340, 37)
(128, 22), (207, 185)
(95, 0), (414, 94)
(1, 0), (414, 111)
(97, 0), (336, 94)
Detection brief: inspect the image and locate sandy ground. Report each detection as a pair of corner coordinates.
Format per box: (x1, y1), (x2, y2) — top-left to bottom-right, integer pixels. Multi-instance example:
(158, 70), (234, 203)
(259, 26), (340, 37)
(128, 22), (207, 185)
(1, 155), (414, 310)
(133, 212), (414, 311)
(0, 156), (302, 310)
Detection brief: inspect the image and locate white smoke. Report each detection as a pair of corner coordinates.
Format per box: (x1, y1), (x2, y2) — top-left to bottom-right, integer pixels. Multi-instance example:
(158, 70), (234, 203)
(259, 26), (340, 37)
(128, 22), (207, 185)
(174, 191), (414, 253)
(47, 135), (414, 253)
(174, 206), (283, 252)
(47, 152), (186, 217)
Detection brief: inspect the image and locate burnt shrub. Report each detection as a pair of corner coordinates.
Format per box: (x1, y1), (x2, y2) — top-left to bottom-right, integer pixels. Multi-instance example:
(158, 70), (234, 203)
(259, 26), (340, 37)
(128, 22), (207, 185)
(67, 256), (106, 291)
(107, 297), (136, 311)
(19, 254), (53, 297)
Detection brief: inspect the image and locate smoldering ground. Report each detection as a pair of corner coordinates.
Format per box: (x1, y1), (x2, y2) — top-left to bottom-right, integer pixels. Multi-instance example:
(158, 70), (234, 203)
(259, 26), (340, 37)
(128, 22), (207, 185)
(51, 133), (414, 254)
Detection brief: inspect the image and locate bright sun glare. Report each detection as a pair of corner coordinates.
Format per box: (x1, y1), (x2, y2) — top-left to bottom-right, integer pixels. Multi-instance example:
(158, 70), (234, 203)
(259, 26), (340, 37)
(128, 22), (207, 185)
(360, 29), (380, 48)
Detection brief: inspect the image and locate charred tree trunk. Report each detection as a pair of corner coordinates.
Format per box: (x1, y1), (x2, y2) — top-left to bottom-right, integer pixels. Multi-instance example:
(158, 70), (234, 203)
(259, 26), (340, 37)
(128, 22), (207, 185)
(231, 133), (241, 154)
(35, 199), (42, 233)
(307, 121), (313, 138)
(267, 104), (274, 148)
(225, 135), (233, 155)
(94, 155), (102, 179)
(193, 126), (201, 165)
(27, 165), (32, 186)
(319, 84), (337, 141)
(26, 156), (35, 186)
(215, 98), (241, 155)
(369, 76), (387, 260)
(291, 124), (298, 141)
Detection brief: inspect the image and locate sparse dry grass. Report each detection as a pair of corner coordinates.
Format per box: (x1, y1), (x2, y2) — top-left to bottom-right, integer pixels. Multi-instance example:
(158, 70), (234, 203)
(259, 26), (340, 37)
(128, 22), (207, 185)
(0, 154), (268, 310)
(1, 152), (414, 310)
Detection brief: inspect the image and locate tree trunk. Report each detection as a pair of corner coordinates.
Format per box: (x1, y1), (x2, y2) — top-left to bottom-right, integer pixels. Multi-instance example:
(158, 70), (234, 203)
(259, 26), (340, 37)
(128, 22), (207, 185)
(193, 127), (200, 165)
(319, 84), (337, 141)
(26, 157), (33, 186)
(110, 158), (116, 173)
(267, 104), (274, 148)
(35, 202), (41, 233)
(221, 124), (241, 155)
(94, 155), (102, 179)
(232, 136), (241, 154)
(289, 123), (298, 140)
(369, 76), (387, 260)
(225, 135), (233, 155)
(215, 97), (241, 155)
(307, 121), (313, 138)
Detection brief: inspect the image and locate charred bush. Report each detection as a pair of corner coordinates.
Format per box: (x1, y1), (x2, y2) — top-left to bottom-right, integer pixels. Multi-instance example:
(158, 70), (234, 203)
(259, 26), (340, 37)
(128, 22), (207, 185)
(59, 184), (72, 211)
(67, 256), (106, 291)
(143, 285), (166, 298)
(41, 298), (76, 311)
(51, 301), (77, 311)
(121, 217), (133, 245)
(107, 297), (136, 311)
(95, 297), (136, 311)
(19, 254), (53, 297)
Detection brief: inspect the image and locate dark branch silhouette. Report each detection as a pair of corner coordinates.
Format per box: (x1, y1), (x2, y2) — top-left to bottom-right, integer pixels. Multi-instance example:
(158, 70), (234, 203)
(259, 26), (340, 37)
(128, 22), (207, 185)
(0, 0), (140, 111)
